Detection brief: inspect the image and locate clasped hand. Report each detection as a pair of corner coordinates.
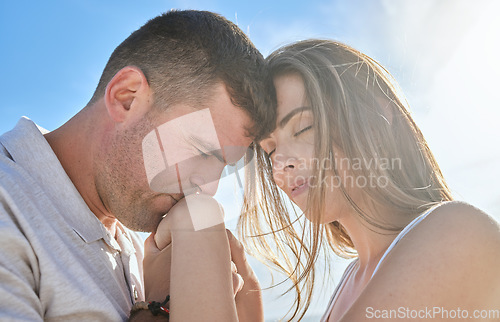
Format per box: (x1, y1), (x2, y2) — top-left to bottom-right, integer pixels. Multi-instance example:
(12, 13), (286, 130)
(143, 194), (263, 321)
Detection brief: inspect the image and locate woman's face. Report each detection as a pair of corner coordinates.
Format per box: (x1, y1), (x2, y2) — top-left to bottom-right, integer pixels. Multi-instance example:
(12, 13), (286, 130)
(260, 73), (314, 212)
(260, 73), (352, 223)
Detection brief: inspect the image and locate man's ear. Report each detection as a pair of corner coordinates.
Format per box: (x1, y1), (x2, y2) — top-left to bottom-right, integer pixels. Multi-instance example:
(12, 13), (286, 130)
(104, 66), (151, 123)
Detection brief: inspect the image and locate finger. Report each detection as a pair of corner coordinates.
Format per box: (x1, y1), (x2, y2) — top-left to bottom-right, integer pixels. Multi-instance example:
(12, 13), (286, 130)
(219, 203), (225, 220)
(226, 229), (244, 257)
(155, 215), (173, 250)
(144, 232), (161, 255)
(231, 261), (238, 274)
(226, 229), (250, 276)
(232, 272), (244, 297)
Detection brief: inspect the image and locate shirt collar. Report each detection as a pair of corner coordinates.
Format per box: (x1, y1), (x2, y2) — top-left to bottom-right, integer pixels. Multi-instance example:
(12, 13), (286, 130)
(0, 117), (108, 244)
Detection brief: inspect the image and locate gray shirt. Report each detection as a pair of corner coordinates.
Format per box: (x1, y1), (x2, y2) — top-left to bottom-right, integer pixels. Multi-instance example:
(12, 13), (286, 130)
(0, 118), (144, 321)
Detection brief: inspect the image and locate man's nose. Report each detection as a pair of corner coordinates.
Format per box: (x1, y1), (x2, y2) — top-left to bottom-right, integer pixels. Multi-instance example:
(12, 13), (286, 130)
(189, 171), (222, 197)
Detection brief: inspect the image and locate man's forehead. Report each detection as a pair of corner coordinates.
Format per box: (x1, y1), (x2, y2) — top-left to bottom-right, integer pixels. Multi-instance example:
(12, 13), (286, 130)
(187, 107), (252, 165)
(166, 107), (252, 145)
(214, 117), (253, 147)
(207, 83), (254, 136)
(155, 82), (254, 148)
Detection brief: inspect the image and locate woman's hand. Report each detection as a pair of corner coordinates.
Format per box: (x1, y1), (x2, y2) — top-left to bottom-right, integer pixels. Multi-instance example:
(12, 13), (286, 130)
(153, 194), (225, 249)
(143, 232), (172, 302)
(147, 195), (245, 298)
(143, 194), (240, 321)
(227, 230), (264, 322)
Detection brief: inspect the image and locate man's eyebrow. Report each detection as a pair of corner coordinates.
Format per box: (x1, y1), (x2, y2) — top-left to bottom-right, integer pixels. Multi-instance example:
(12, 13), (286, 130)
(190, 135), (225, 163)
(278, 106), (312, 129)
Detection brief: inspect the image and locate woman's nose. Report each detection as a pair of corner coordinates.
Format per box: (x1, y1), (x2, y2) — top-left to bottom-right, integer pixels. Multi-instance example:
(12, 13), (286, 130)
(272, 149), (298, 173)
(272, 150), (299, 187)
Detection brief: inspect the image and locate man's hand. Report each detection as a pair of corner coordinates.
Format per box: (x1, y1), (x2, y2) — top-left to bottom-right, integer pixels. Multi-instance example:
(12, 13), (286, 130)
(227, 230), (264, 322)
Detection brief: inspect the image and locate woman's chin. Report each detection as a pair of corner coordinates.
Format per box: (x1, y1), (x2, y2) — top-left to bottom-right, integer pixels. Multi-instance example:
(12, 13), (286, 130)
(293, 201), (308, 216)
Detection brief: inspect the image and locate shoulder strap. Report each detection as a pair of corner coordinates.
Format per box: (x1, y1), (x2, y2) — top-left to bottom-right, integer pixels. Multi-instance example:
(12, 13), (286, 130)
(371, 203), (448, 278)
(320, 259), (359, 322)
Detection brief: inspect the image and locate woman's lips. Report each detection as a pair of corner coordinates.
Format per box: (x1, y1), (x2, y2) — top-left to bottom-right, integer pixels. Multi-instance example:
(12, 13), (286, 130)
(290, 180), (309, 198)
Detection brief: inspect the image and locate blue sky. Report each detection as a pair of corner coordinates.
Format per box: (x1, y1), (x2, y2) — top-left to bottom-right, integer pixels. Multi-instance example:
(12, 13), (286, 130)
(1, 0), (500, 320)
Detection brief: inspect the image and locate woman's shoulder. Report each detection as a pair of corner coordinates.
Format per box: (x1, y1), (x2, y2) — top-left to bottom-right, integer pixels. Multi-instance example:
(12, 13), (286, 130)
(391, 200), (500, 285)
(427, 200), (496, 222)
(413, 201), (500, 245)
(338, 201), (500, 321)
(394, 200), (500, 272)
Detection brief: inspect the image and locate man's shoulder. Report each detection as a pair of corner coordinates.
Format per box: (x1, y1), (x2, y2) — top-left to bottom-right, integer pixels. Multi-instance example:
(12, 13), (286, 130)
(0, 152), (34, 197)
(0, 140), (11, 159)
(0, 155), (37, 254)
(0, 152), (46, 226)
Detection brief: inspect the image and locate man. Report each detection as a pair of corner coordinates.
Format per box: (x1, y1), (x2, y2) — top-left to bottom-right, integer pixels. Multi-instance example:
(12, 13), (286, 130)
(0, 10), (273, 321)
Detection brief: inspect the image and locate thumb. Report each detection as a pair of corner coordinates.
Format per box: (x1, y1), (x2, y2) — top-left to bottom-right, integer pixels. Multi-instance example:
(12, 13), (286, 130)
(144, 232), (161, 255)
(226, 229), (251, 277)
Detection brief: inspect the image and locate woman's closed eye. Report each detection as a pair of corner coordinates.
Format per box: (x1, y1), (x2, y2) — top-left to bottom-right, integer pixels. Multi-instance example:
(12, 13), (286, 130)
(264, 125), (312, 158)
(294, 125), (312, 137)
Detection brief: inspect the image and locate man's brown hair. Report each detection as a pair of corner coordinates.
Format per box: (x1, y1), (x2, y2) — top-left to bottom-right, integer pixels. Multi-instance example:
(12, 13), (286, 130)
(89, 10), (275, 140)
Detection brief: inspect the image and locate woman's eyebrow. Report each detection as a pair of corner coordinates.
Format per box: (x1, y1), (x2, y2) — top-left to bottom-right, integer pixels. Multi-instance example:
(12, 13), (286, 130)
(278, 106), (312, 129)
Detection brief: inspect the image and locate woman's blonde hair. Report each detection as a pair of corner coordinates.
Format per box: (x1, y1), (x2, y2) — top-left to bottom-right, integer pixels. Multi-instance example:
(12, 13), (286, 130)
(239, 39), (453, 320)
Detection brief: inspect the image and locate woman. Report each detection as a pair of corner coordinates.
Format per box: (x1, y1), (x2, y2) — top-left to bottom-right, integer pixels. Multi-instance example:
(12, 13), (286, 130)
(240, 39), (500, 321)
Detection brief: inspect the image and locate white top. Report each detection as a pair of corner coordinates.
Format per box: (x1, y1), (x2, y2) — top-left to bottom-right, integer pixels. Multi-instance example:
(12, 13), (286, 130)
(320, 204), (444, 322)
(0, 118), (144, 321)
